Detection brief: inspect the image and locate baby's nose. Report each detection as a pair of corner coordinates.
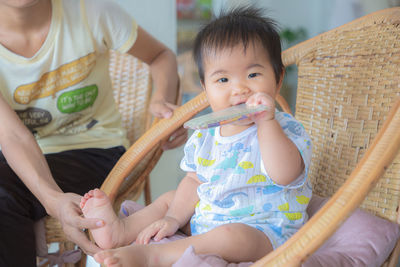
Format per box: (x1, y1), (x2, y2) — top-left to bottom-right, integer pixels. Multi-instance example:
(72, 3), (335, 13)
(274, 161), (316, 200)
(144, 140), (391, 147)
(232, 84), (251, 95)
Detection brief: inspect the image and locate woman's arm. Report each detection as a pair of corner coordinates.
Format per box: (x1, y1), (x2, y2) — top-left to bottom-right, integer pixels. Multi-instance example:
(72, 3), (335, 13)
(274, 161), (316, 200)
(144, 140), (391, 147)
(0, 94), (103, 255)
(126, 26), (187, 149)
(126, 26), (179, 118)
(0, 94), (62, 215)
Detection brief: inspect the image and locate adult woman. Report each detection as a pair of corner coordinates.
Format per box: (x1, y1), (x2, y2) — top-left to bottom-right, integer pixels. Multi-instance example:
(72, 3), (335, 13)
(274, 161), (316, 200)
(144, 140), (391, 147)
(0, 0), (184, 266)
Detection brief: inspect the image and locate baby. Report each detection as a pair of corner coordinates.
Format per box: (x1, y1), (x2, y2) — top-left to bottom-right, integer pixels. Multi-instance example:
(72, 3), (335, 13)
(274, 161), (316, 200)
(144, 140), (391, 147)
(81, 5), (312, 267)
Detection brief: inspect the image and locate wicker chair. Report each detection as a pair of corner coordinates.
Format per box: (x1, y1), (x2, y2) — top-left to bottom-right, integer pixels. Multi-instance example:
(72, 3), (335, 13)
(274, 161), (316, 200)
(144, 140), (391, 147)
(40, 50), (163, 267)
(98, 7), (400, 267)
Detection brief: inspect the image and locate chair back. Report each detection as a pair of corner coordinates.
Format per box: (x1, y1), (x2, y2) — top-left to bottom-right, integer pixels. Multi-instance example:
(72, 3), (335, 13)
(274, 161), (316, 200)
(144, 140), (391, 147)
(284, 8), (400, 223)
(107, 51), (165, 208)
(109, 51), (153, 144)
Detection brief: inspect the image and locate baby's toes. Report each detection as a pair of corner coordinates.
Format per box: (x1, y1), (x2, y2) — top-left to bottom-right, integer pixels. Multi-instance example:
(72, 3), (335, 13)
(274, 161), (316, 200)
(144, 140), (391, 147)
(87, 189), (96, 197)
(93, 188), (107, 199)
(104, 255), (121, 266)
(95, 250), (123, 267)
(79, 198), (86, 209)
(94, 250), (112, 263)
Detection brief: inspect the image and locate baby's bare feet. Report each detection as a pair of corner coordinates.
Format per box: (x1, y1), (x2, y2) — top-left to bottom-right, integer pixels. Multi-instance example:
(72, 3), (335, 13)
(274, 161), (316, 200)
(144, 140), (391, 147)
(80, 189), (125, 249)
(94, 245), (150, 267)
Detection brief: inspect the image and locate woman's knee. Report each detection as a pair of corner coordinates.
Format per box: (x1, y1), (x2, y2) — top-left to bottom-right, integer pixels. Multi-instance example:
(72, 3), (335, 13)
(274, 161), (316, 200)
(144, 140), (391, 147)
(0, 174), (45, 219)
(0, 186), (29, 216)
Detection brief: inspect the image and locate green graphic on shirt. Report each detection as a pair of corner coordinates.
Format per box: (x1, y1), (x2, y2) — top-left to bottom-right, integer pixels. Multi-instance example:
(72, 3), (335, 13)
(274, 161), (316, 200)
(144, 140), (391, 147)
(57, 85), (98, 113)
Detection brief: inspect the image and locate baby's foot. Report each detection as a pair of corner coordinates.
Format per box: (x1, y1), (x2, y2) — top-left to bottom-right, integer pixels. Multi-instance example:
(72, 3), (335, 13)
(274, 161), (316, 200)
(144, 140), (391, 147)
(94, 245), (150, 267)
(80, 189), (125, 249)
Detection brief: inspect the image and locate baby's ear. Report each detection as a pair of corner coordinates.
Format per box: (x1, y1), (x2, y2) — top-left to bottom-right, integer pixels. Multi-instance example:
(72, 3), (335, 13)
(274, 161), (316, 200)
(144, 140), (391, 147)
(276, 69), (285, 94)
(200, 80), (206, 91)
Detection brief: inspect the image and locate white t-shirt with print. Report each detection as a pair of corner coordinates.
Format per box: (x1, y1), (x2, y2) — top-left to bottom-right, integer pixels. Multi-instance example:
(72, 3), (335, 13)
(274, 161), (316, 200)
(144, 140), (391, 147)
(0, 0), (137, 153)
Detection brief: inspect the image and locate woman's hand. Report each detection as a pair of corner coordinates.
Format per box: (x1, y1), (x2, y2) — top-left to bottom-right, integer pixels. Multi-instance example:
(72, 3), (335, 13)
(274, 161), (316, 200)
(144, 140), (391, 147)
(54, 193), (105, 255)
(149, 101), (188, 150)
(135, 216), (180, 244)
(149, 99), (175, 119)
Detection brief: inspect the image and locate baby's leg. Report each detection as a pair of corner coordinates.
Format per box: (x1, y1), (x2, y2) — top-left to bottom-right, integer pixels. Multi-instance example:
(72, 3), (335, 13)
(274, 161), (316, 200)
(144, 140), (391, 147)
(94, 223), (273, 267)
(80, 189), (126, 249)
(80, 189), (176, 249)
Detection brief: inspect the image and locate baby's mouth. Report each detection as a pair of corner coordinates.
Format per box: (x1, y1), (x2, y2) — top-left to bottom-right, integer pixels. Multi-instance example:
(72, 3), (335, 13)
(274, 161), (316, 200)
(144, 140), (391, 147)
(233, 100), (247, 106)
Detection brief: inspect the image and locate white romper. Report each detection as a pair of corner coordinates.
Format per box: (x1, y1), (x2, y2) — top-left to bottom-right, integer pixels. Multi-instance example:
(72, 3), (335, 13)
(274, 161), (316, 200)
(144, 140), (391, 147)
(180, 111), (313, 249)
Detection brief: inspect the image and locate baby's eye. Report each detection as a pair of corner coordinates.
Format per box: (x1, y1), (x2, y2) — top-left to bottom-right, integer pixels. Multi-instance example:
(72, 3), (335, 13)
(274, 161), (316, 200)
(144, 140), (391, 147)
(248, 73), (259, 78)
(217, 77), (228, 83)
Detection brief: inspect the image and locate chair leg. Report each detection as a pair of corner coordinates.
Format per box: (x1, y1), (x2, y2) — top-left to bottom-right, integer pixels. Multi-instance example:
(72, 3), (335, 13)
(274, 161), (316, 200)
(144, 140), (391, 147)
(61, 241), (86, 267)
(77, 253), (87, 267)
(37, 256), (50, 267)
(144, 176), (152, 205)
(62, 242), (73, 267)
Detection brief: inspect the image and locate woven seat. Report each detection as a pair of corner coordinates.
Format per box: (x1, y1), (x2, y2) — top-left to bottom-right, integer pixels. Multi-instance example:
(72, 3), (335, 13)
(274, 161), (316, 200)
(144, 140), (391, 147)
(99, 7), (400, 267)
(40, 50), (162, 267)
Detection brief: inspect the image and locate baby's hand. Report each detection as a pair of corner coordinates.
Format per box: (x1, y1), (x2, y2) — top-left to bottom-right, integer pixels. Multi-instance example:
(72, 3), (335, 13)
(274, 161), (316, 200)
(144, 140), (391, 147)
(135, 216), (180, 244)
(246, 92), (275, 123)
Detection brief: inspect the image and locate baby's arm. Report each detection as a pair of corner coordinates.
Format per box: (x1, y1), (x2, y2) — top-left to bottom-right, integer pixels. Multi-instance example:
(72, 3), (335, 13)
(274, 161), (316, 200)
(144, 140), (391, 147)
(248, 93), (304, 185)
(136, 172), (201, 244)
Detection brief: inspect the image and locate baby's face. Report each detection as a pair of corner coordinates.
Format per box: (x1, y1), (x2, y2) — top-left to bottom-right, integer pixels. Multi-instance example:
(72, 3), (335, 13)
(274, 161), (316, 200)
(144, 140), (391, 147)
(202, 41), (281, 113)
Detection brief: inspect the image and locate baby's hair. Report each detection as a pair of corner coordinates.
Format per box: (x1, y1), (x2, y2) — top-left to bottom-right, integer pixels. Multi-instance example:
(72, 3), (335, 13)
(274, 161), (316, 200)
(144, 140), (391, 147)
(193, 5), (284, 84)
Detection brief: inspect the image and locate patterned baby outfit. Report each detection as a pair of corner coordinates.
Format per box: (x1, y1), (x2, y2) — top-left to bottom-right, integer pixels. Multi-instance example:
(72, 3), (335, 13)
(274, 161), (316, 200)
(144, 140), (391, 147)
(180, 111), (313, 249)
